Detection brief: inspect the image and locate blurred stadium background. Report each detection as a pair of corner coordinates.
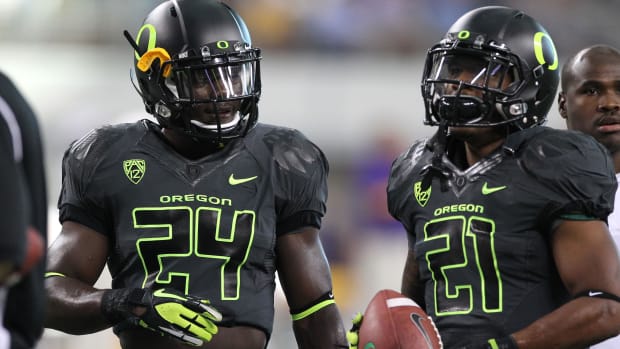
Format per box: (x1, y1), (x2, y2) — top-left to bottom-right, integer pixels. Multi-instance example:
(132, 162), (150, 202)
(0, 0), (618, 347)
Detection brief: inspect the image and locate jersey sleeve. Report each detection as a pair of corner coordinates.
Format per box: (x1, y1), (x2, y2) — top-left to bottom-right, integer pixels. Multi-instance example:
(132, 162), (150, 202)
(521, 130), (616, 229)
(387, 140), (426, 234)
(268, 128), (329, 235)
(0, 119), (26, 267)
(58, 129), (112, 235)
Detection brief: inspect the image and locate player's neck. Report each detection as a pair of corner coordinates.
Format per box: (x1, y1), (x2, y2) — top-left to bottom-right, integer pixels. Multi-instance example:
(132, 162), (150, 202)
(160, 128), (223, 159)
(463, 137), (504, 167)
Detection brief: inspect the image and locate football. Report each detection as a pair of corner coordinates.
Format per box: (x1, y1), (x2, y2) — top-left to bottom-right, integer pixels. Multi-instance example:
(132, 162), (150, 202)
(358, 289), (443, 349)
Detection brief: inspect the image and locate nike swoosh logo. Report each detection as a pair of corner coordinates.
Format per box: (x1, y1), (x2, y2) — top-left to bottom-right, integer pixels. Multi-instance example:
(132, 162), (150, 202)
(482, 182), (507, 195)
(589, 291), (603, 297)
(410, 313), (434, 348)
(228, 174), (258, 185)
(153, 289), (186, 301)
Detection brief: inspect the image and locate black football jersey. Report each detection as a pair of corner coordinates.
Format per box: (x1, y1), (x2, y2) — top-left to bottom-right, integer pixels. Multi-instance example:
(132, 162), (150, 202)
(58, 119), (329, 336)
(0, 71), (47, 349)
(387, 126), (616, 347)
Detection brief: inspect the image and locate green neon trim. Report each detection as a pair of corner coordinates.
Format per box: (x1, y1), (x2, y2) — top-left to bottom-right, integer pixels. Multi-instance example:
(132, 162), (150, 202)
(533, 32), (558, 71)
(457, 30), (470, 39)
(488, 338), (499, 349)
(135, 24), (157, 60)
(153, 288), (187, 301)
(291, 299), (335, 321)
(45, 272), (67, 278)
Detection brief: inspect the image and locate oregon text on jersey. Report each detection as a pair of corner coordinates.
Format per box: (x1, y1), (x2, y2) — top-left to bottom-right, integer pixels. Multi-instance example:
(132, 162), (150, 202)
(433, 204), (484, 216)
(159, 194), (233, 206)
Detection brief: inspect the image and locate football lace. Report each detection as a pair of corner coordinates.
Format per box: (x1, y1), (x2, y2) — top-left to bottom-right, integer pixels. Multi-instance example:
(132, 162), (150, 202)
(427, 315), (444, 349)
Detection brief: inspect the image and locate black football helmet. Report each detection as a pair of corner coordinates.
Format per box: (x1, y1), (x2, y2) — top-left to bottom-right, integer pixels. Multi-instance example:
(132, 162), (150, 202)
(421, 6), (559, 130)
(128, 0), (261, 143)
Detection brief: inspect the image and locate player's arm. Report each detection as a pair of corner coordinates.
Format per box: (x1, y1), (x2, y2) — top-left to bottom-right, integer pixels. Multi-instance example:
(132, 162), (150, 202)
(276, 226), (348, 349)
(45, 220), (111, 334)
(510, 219), (620, 348)
(401, 247), (426, 309)
(46, 221), (221, 346)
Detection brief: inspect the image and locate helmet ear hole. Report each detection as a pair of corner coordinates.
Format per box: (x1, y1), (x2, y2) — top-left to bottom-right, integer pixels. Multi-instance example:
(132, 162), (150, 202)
(532, 66), (545, 79)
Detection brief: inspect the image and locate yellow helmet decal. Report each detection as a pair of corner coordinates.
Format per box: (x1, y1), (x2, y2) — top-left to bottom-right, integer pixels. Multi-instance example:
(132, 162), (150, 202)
(533, 32), (558, 71)
(134, 24), (157, 60)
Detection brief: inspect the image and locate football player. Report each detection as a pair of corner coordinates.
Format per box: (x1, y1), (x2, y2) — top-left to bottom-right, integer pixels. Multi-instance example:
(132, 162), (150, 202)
(559, 44), (620, 349)
(385, 6), (620, 349)
(0, 70), (47, 349)
(44, 1), (348, 348)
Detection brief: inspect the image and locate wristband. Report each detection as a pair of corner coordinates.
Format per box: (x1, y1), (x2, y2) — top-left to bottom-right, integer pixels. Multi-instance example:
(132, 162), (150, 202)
(290, 291), (335, 321)
(101, 288), (145, 325)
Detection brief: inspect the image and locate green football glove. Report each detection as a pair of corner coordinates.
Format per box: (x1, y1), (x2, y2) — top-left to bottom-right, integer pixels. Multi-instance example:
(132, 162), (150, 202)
(346, 312), (363, 349)
(102, 287), (222, 346)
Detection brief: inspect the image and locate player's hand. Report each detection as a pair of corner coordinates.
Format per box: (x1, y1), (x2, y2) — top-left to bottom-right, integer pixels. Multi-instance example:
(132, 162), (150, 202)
(102, 287), (222, 346)
(461, 336), (518, 349)
(135, 288), (222, 346)
(346, 312), (363, 349)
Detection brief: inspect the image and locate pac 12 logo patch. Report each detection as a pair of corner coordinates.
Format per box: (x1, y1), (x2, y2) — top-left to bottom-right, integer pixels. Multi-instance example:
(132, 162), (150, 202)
(414, 181), (431, 207)
(123, 159), (146, 184)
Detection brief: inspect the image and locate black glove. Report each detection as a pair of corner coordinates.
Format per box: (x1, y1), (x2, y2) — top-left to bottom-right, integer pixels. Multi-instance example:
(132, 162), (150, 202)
(462, 336), (518, 349)
(346, 312), (363, 349)
(102, 287), (221, 346)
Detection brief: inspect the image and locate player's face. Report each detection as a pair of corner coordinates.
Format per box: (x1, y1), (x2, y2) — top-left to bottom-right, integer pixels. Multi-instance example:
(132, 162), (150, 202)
(171, 61), (255, 127)
(440, 55), (513, 149)
(187, 67), (244, 125)
(561, 56), (620, 154)
(434, 54), (516, 97)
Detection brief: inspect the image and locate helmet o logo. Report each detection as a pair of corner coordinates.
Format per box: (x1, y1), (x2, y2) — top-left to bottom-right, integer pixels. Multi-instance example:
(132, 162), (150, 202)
(135, 24), (157, 60)
(217, 40), (230, 49)
(457, 30), (470, 39)
(533, 32), (558, 71)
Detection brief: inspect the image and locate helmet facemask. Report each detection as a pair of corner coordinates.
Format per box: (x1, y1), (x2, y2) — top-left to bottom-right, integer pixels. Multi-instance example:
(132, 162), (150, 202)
(148, 42), (261, 144)
(422, 41), (529, 130)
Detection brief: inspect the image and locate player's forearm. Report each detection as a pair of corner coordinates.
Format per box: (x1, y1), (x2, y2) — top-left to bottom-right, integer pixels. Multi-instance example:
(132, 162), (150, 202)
(292, 305), (348, 348)
(44, 276), (111, 334)
(512, 296), (620, 348)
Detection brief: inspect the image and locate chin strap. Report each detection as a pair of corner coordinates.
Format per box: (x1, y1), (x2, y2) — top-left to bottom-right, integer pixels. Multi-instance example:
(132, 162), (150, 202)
(420, 120), (452, 192)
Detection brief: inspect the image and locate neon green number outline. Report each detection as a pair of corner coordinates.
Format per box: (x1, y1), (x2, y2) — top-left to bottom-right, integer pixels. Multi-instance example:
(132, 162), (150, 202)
(133, 206), (256, 300)
(195, 207), (255, 300)
(467, 216), (502, 313)
(425, 216), (473, 315)
(424, 215), (502, 316)
(134, 207), (193, 294)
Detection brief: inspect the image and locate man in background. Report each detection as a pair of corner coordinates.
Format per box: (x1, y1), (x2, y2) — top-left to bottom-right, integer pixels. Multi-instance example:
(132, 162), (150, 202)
(0, 70), (47, 349)
(559, 44), (620, 348)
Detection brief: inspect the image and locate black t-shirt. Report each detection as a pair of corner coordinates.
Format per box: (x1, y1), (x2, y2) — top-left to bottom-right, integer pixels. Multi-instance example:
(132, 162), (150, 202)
(387, 126), (616, 347)
(0, 71), (47, 349)
(58, 119), (329, 336)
